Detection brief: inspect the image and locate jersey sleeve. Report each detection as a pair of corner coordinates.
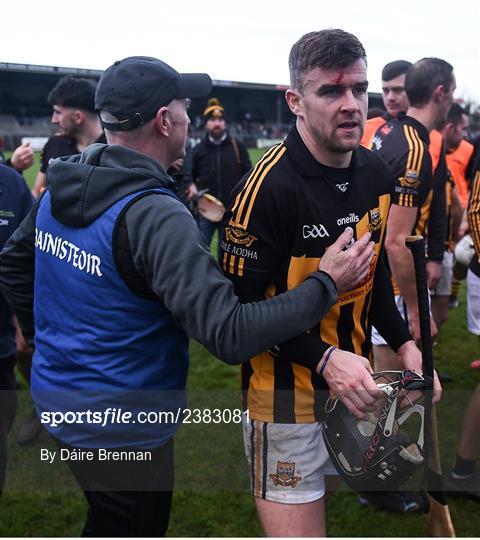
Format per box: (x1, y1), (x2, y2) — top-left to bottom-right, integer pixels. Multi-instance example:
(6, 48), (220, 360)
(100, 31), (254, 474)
(427, 155), (448, 262)
(468, 170), (480, 260)
(221, 166), (296, 298)
(369, 247), (412, 350)
(390, 133), (432, 209)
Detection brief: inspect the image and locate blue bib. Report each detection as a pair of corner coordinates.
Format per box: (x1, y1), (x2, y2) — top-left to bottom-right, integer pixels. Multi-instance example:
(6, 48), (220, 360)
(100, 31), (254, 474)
(32, 188), (189, 448)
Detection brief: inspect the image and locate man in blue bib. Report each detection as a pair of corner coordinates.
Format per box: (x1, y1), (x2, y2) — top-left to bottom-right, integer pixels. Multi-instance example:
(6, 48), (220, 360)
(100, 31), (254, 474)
(0, 56), (376, 536)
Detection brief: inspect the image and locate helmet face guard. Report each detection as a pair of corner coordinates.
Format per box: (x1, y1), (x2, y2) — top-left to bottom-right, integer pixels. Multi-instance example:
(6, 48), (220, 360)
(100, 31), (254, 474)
(323, 370), (426, 492)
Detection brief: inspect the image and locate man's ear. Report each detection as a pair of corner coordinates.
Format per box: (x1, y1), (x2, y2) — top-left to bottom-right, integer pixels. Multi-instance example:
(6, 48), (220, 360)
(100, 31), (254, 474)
(285, 89), (303, 116)
(155, 107), (170, 136)
(444, 122), (454, 135)
(74, 110), (86, 125)
(432, 84), (445, 104)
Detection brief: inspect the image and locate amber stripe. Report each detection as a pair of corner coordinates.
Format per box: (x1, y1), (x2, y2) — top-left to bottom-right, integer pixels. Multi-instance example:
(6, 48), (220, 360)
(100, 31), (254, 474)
(230, 144), (285, 227)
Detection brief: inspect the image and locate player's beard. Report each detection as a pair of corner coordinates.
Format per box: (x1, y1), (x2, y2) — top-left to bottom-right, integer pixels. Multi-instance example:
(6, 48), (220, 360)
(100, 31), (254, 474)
(315, 125), (362, 154)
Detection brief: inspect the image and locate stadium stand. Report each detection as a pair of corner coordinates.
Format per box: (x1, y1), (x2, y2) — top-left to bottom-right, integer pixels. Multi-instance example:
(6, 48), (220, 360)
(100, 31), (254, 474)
(0, 61), (385, 149)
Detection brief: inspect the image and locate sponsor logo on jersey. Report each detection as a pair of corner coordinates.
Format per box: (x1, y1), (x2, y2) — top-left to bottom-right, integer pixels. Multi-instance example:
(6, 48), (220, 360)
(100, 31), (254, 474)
(269, 461), (302, 488)
(221, 240), (258, 260)
(371, 135), (383, 151)
(399, 169), (420, 189)
(336, 182), (350, 192)
(0, 218), (9, 226)
(337, 213), (359, 226)
(224, 226), (257, 247)
(380, 124), (392, 136)
(368, 207), (382, 232)
(303, 224), (329, 239)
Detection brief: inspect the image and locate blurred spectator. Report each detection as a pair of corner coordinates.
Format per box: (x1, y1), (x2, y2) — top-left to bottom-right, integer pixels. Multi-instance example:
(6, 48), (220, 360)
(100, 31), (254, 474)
(31, 77), (104, 198)
(0, 164), (34, 493)
(188, 98), (251, 257)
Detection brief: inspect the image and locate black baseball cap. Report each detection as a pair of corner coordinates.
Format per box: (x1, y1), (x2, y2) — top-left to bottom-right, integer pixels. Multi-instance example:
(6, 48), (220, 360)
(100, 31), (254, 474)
(95, 56), (212, 131)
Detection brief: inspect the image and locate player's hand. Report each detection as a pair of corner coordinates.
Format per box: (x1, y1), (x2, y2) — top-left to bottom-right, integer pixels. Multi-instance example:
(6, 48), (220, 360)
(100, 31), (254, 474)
(319, 348), (382, 420)
(319, 228), (375, 294)
(397, 340), (442, 406)
(409, 310), (437, 347)
(427, 260), (442, 290)
(457, 216), (469, 238)
(185, 182), (198, 201)
(11, 143), (34, 172)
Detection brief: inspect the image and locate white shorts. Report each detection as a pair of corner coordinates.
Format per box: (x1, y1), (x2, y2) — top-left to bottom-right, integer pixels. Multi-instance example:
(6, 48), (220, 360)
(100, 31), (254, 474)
(371, 295), (409, 346)
(242, 417), (337, 504)
(430, 252), (454, 297)
(467, 270), (480, 335)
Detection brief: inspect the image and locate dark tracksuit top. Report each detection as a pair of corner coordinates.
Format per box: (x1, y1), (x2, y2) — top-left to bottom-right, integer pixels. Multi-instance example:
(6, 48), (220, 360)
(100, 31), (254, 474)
(190, 133), (252, 206)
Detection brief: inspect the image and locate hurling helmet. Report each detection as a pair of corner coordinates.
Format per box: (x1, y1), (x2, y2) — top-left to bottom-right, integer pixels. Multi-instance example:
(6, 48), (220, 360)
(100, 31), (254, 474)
(323, 370), (426, 492)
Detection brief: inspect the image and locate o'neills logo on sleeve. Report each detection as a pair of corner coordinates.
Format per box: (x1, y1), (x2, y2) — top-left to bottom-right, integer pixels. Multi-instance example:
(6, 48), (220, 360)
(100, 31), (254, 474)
(35, 228), (103, 277)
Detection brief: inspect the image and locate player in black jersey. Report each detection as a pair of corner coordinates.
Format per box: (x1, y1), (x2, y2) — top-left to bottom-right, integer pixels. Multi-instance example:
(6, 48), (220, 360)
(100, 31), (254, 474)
(370, 58), (454, 371)
(222, 30), (441, 536)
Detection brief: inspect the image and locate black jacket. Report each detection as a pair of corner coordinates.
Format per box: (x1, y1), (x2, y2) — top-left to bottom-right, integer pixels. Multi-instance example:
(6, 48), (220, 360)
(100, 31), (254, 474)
(189, 133), (252, 205)
(0, 143), (337, 364)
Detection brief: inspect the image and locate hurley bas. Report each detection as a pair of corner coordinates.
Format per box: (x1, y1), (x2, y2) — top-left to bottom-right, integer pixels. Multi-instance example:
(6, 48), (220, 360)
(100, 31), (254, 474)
(40, 448), (152, 463)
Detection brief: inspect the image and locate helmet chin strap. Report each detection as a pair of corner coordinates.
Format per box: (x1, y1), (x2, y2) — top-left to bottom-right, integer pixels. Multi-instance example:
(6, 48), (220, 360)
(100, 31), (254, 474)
(361, 370), (426, 472)
(397, 404), (425, 450)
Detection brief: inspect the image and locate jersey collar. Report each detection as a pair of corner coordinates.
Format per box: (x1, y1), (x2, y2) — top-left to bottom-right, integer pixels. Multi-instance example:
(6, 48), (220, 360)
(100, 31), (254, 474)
(394, 112), (430, 144)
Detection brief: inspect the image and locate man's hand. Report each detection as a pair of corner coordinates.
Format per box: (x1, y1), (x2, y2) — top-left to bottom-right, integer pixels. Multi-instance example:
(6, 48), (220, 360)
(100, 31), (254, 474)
(457, 209), (469, 239)
(169, 157), (184, 172)
(409, 310), (438, 346)
(397, 340), (442, 406)
(11, 143), (34, 172)
(427, 260), (442, 290)
(318, 348), (382, 420)
(185, 182), (198, 201)
(319, 227), (375, 294)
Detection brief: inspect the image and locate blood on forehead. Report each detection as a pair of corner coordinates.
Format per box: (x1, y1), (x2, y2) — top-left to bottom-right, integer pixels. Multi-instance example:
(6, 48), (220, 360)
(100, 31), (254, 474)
(332, 73), (344, 84)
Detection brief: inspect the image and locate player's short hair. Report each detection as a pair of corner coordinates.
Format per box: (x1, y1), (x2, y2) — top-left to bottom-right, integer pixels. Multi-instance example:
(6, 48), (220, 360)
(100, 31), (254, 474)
(48, 76), (97, 113)
(447, 103), (468, 126)
(367, 107), (385, 119)
(405, 58), (454, 108)
(288, 29), (366, 92)
(381, 60), (412, 82)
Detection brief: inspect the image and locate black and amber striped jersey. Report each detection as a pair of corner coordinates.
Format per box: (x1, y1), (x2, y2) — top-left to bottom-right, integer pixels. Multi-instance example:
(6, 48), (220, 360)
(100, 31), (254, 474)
(428, 137), (449, 261)
(221, 126), (411, 423)
(468, 167), (480, 278)
(371, 113), (433, 238)
(445, 171), (456, 253)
